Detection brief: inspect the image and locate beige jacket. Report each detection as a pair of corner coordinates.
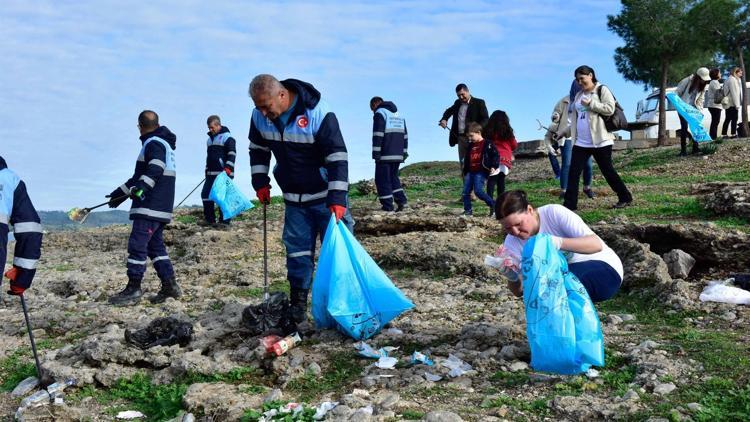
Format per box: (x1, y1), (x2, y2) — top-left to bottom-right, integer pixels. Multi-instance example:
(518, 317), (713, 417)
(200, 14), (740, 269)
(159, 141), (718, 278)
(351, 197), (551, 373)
(676, 75), (706, 110)
(559, 83), (616, 145)
(546, 95), (570, 146)
(724, 74), (743, 109)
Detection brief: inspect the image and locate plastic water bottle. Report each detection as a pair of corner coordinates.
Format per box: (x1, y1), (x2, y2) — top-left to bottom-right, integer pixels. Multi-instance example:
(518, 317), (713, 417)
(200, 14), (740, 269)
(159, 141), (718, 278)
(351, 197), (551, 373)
(46, 378), (75, 396)
(11, 376), (39, 397)
(20, 390), (50, 408)
(272, 332), (301, 356)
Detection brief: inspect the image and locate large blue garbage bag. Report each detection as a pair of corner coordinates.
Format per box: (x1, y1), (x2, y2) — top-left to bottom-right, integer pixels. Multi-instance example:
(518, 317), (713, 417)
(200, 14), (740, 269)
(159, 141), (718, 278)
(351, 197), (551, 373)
(312, 215), (414, 340)
(521, 234), (604, 374)
(666, 92), (712, 142)
(208, 172), (254, 219)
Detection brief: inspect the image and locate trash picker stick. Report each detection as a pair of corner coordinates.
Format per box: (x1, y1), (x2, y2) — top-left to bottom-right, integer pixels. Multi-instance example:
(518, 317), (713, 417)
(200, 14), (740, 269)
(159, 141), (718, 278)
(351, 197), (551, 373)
(263, 203), (269, 301)
(19, 295), (49, 386)
(175, 178), (206, 208)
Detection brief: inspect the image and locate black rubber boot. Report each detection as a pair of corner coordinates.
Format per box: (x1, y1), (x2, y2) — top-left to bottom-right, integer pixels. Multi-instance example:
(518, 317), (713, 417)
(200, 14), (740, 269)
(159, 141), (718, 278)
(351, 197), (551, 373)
(289, 287), (310, 323)
(108, 278), (143, 306)
(150, 277), (182, 304)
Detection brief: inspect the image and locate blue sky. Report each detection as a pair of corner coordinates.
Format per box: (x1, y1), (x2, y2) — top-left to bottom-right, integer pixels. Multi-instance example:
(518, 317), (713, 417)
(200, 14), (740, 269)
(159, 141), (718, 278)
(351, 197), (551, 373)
(1, 0), (649, 211)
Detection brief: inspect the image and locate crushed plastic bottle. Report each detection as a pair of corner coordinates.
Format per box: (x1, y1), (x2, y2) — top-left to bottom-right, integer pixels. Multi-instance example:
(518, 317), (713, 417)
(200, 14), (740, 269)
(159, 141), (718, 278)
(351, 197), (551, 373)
(46, 378), (75, 396)
(20, 390), (50, 408)
(11, 376), (39, 397)
(272, 332), (302, 356)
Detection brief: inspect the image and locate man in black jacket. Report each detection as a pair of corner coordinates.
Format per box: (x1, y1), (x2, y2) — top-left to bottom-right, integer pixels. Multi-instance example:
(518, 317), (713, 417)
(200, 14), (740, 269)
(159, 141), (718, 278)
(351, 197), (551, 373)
(439, 83), (489, 176)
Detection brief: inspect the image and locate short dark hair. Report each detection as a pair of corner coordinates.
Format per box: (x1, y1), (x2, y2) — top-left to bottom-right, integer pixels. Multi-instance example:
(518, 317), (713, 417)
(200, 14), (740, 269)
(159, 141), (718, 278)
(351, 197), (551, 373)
(466, 122), (483, 135)
(207, 115), (221, 126)
(574, 65), (598, 84)
(495, 190), (530, 220)
(709, 68), (721, 80)
(369, 96), (383, 109)
(138, 110), (159, 131)
(455, 83), (468, 92)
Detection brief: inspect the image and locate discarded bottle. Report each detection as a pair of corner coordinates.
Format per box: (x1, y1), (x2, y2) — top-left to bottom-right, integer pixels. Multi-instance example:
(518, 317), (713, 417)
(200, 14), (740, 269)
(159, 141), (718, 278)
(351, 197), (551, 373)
(261, 335), (283, 354)
(11, 376), (39, 398)
(46, 378), (75, 396)
(272, 332), (302, 356)
(20, 390), (50, 408)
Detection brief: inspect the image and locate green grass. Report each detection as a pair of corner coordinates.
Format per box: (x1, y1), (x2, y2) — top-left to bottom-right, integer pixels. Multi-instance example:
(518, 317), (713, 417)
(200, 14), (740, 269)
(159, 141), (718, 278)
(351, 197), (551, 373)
(0, 349), (37, 392)
(286, 351), (364, 402)
(53, 263), (76, 271)
(174, 214), (198, 224)
(401, 409), (426, 420)
(490, 371), (531, 387)
(480, 394), (550, 416)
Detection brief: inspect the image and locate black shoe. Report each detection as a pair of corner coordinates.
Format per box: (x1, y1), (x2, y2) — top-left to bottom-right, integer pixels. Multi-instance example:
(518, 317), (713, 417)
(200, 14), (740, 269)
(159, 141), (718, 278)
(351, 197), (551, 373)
(396, 203), (407, 212)
(678, 151), (687, 157)
(289, 287), (309, 323)
(559, 191), (565, 200)
(109, 279), (143, 306)
(583, 188), (595, 199)
(612, 200), (632, 209)
(150, 277), (182, 304)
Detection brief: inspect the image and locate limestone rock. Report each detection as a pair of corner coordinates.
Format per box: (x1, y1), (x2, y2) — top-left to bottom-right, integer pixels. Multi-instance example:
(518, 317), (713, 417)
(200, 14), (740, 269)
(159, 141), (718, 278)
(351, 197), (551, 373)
(662, 249), (696, 279)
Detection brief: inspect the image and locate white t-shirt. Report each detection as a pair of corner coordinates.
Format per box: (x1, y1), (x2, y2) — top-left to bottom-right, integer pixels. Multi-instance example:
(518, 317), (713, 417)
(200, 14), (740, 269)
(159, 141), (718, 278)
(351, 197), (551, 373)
(502, 204), (624, 280)
(575, 92), (614, 149)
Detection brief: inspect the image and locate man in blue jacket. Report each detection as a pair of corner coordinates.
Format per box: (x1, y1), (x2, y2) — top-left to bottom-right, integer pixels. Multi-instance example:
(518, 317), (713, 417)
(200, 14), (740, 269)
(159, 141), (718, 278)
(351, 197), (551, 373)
(201, 115), (237, 227)
(370, 97), (408, 212)
(107, 110), (181, 306)
(248, 74), (354, 323)
(1, 156), (43, 296)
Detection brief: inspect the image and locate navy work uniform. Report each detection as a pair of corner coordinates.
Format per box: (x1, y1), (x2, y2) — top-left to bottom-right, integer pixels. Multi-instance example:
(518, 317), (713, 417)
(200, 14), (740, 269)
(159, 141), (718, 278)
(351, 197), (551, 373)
(0, 156), (43, 294)
(372, 101), (408, 211)
(201, 126), (236, 224)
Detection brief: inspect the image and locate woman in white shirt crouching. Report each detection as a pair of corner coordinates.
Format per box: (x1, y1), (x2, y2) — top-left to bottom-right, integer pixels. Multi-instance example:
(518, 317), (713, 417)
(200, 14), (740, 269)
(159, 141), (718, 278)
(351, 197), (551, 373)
(497, 190), (623, 302)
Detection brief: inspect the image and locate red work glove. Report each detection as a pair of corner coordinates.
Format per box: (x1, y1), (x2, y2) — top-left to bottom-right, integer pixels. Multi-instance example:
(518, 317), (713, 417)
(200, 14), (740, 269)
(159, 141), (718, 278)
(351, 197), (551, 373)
(257, 185), (271, 204)
(224, 167), (232, 176)
(4, 267), (25, 296)
(329, 205), (346, 222)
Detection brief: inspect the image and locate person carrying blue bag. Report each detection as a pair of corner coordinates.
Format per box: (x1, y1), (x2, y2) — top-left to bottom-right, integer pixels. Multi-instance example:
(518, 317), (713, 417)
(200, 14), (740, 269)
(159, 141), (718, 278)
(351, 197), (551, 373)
(494, 190), (617, 373)
(201, 115), (237, 227)
(247, 74), (354, 324)
(495, 190), (623, 302)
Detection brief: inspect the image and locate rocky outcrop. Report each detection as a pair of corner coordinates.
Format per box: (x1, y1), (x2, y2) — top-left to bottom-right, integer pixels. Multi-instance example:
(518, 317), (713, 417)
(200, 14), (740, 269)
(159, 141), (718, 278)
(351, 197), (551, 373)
(691, 182), (750, 220)
(662, 249), (696, 279)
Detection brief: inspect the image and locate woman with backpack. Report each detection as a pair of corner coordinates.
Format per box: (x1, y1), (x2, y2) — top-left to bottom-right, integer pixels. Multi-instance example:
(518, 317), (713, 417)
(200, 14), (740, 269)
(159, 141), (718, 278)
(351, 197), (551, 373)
(706, 68), (724, 140)
(559, 65), (633, 211)
(675, 67), (710, 155)
(483, 110), (517, 202)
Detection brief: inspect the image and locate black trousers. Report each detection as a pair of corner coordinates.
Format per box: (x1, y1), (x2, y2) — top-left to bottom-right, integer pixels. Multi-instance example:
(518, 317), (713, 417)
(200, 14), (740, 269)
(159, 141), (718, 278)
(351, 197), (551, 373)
(708, 107), (722, 140)
(678, 116), (699, 153)
(563, 145), (632, 210)
(723, 107), (739, 137)
(486, 173), (506, 202)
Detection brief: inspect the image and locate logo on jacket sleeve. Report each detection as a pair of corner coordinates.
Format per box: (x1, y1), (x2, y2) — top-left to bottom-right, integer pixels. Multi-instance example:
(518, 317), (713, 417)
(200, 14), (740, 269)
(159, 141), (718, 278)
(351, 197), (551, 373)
(296, 116), (309, 128)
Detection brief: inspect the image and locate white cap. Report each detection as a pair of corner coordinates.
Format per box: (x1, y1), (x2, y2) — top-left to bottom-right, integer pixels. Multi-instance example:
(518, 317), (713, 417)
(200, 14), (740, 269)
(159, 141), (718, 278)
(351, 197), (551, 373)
(697, 67), (711, 81)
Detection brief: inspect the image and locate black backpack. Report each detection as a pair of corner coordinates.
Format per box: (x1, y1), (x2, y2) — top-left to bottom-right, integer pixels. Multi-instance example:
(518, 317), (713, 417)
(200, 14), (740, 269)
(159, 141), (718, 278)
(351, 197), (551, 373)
(596, 85), (629, 132)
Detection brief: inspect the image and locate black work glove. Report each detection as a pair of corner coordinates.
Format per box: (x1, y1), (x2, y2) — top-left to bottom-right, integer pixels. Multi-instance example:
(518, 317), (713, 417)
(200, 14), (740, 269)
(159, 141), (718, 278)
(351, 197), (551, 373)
(106, 193), (128, 208)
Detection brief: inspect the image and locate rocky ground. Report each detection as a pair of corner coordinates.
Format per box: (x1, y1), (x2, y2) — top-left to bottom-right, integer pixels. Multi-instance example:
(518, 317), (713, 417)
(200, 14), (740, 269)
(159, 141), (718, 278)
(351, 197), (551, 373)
(1, 140), (749, 421)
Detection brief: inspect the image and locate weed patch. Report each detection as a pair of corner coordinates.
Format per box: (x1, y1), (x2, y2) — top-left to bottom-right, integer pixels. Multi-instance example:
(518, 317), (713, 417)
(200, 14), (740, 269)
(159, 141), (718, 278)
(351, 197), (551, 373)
(286, 351), (364, 402)
(0, 349), (36, 392)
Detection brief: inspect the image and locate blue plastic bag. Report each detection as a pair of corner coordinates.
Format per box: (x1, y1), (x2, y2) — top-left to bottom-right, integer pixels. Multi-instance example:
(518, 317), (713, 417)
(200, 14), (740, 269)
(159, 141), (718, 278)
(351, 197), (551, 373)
(312, 215), (414, 340)
(521, 234), (604, 374)
(666, 92), (712, 142)
(208, 172), (254, 219)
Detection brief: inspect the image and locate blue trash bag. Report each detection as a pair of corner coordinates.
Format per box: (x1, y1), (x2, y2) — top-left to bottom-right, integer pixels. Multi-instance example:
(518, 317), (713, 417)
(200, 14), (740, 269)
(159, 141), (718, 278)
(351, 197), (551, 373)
(208, 172), (254, 219)
(666, 92), (712, 142)
(521, 234), (604, 374)
(312, 215), (414, 340)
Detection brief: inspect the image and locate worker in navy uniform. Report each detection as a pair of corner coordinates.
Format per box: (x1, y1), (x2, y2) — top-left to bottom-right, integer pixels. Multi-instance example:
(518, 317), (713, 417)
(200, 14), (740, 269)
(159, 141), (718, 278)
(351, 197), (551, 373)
(247, 74), (354, 323)
(0, 156), (43, 296)
(107, 110), (181, 305)
(201, 114), (236, 227)
(370, 96), (408, 211)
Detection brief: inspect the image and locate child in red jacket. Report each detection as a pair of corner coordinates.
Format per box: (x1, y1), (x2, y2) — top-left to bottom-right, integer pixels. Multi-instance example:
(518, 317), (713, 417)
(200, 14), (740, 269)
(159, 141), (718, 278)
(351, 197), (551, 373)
(483, 110), (518, 201)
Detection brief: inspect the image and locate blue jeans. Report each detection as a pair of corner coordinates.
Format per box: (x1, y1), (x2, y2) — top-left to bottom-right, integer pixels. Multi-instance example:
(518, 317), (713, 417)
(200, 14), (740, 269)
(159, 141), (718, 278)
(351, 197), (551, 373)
(462, 172), (494, 214)
(127, 219), (174, 281)
(560, 139), (592, 191)
(548, 152), (560, 178)
(283, 201), (354, 290)
(568, 260), (621, 302)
